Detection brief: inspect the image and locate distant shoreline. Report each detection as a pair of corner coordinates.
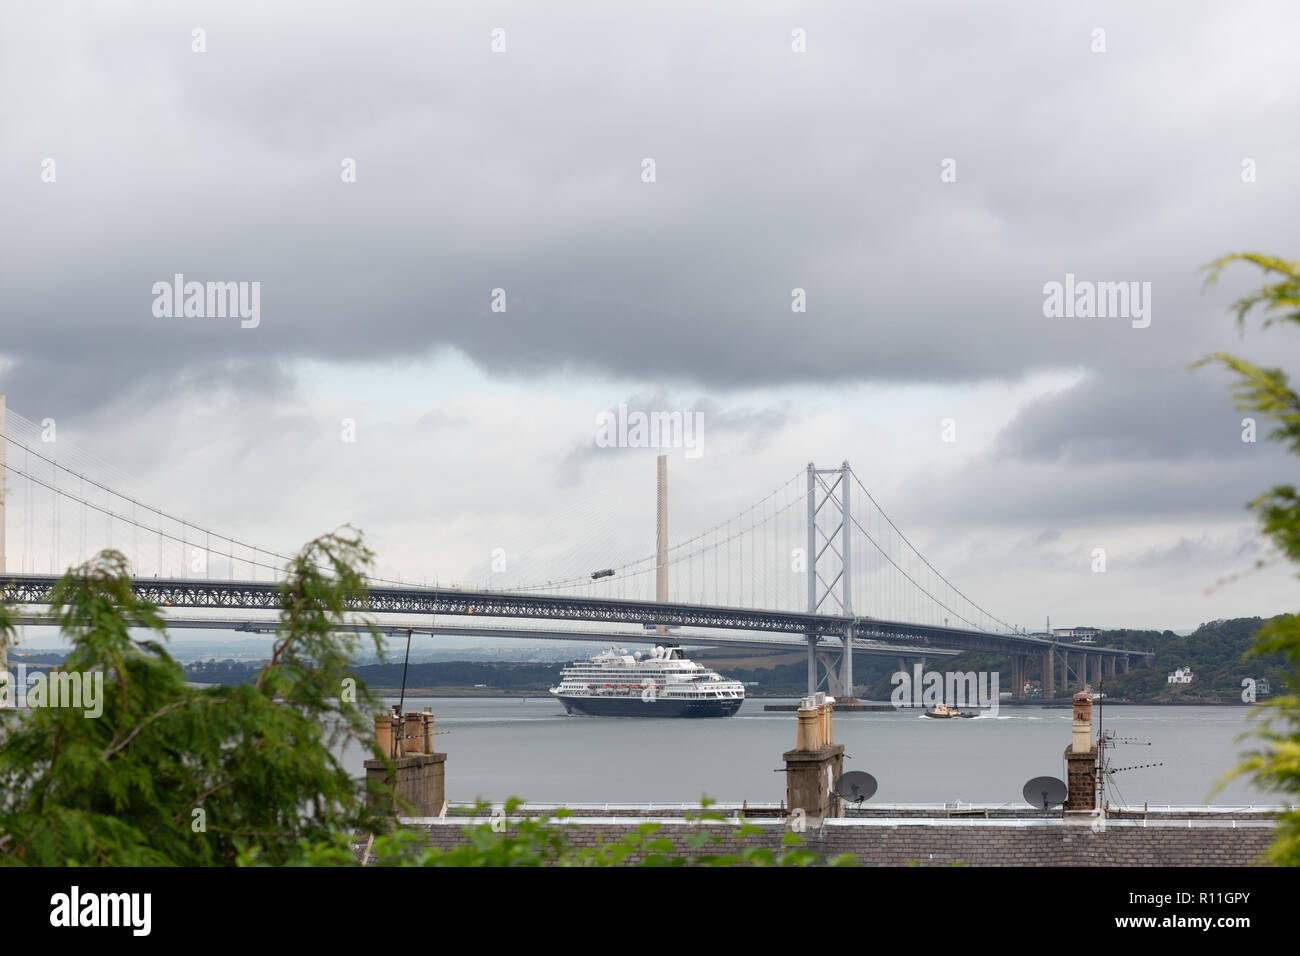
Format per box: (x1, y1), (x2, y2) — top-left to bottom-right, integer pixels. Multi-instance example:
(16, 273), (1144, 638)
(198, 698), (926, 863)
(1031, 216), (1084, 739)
(372, 689), (1261, 706)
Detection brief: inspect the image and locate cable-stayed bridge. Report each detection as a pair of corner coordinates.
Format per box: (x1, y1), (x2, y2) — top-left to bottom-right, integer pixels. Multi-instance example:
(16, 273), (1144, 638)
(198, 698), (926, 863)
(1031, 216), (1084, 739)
(0, 397), (1147, 697)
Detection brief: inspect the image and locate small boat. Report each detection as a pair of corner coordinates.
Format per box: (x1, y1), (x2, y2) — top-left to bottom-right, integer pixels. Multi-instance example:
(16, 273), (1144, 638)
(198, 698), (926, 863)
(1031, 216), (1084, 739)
(925, 703), (965, 719)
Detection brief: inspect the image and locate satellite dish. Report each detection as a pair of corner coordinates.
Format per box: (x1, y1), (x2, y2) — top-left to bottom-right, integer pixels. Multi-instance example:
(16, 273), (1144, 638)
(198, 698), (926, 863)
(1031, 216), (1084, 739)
(835, 771), (878, 804)
(1022, 776), (1067, 809)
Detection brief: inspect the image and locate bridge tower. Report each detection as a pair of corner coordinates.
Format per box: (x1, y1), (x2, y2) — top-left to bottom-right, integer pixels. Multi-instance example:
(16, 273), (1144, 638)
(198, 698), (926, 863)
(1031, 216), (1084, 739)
(806, 461), (854, 697)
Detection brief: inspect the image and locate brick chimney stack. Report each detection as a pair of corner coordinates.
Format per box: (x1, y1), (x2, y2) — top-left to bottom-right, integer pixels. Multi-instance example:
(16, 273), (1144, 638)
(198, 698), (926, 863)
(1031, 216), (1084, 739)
(365, 707), (447, 818)
(1063, 692), (1098, 812)
(783, 693), (845, 824)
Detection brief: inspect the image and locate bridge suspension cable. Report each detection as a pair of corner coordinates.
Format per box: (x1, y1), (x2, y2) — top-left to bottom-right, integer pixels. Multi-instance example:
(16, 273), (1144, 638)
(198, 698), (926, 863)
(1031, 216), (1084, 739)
(0, 415), (413, 588)
(498, 469), (804, 597)
(2, 402), (1013, 636)
(847, 468), (1014, 632)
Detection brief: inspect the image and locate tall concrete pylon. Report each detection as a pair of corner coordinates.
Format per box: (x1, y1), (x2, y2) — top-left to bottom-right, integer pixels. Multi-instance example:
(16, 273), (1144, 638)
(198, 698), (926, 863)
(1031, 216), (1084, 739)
(655, 454), (667, 635)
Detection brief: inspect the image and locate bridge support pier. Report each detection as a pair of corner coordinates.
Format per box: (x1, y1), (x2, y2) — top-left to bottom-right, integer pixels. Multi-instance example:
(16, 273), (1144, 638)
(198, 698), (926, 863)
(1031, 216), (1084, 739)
(842, 627), (854, 700)
(807, 635), (817, 695)
(805, 630), (858, 701)
(1119, 655), (1130, 674)
(1042, 648), (1055, 699)
(815, 650), (845, 698)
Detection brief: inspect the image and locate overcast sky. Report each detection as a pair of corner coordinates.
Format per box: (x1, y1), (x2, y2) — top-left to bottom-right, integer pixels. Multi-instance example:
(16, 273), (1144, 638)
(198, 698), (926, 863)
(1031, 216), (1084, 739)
(3, 1), (1300, 634)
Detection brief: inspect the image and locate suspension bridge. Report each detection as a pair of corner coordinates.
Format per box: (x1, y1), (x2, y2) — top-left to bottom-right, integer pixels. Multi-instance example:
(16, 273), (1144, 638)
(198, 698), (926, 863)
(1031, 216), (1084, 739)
(0, 396), (1148, 697)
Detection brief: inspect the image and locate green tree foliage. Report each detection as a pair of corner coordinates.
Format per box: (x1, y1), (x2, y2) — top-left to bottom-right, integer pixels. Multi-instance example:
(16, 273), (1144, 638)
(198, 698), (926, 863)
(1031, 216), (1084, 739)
(1102, 618), (1287, 703)
(1195, 252), (1300, 864)
(1, 532), (847, 867)
(0, 531), (389, 865)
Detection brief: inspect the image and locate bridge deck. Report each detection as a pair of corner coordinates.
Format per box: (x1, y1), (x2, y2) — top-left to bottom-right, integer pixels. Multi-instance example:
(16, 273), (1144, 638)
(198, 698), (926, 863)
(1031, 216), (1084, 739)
(0, 573), (1149, 658)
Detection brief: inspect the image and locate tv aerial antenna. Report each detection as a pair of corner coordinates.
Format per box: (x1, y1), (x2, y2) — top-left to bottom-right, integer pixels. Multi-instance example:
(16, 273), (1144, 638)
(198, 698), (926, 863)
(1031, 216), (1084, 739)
(1097, 681), (1162, 808)
(1100, 730), (1162, 777)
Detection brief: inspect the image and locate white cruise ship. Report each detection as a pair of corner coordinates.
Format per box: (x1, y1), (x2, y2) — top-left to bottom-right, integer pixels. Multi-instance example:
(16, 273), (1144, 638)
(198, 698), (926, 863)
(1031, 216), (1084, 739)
(550, 645), (745, 717)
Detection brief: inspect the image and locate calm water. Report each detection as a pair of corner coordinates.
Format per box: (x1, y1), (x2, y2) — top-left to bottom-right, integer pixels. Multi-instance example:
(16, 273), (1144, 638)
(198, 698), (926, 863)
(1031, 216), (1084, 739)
(343, 699), (1278, 808)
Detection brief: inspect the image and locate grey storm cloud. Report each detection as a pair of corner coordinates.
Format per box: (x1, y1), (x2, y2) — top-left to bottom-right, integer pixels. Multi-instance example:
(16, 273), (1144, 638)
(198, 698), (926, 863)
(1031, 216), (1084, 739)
(4, 2), (1300, 631)
(994, 368), (1290, 466)
(1127, 531), (1266, 572)
(909, 444), (1283, 528)
(3, 1), (1299, 418)
(887, 359), (1296, 528)
(557, 391), (802, 484)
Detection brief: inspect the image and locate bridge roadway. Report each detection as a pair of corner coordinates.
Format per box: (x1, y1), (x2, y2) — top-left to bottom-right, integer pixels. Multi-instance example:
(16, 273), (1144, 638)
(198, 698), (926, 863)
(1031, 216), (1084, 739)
(0, 572), (1146, 661)
(10, 613), (962, 659)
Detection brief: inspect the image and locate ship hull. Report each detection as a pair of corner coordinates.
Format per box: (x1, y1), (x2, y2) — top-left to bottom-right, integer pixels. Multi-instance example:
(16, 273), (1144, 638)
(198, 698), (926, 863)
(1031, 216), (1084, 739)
(556, 695), (743, 718)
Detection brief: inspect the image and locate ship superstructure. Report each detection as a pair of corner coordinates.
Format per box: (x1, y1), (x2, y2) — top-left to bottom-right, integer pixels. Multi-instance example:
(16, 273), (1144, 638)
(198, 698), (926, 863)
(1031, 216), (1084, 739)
(550, 645), (745, 717)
